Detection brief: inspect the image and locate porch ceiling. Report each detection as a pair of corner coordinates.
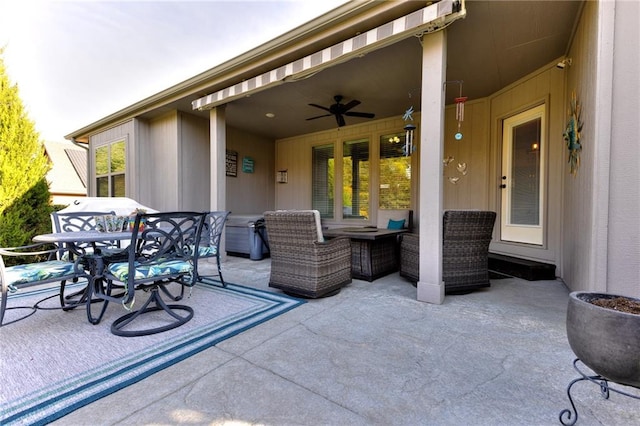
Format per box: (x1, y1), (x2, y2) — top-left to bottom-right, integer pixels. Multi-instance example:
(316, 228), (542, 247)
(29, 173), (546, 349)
(154, 0), (583, 140)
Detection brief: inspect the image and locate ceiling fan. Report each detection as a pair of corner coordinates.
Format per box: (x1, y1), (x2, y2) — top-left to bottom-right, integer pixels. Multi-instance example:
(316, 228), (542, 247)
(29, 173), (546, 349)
(306, 95), (375, 127)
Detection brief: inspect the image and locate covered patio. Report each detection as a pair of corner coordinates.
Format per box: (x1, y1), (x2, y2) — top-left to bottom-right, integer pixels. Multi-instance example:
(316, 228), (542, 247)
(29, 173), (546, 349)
(48, 256), (639, 425)
(65, 0), (639, 303)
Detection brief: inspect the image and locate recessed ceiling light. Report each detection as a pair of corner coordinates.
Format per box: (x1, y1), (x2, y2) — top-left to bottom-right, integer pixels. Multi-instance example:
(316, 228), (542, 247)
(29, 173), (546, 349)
(265, 112), (275, 118)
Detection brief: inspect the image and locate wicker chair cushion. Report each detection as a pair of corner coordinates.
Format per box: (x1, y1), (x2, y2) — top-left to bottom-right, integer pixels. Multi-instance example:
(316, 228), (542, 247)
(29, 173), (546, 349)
(4, 260), (82, 288)
(107, 260), (193, 283)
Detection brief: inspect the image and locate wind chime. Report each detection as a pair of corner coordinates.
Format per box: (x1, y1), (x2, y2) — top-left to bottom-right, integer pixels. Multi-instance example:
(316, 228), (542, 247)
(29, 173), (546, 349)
(443, 80), (468, 183)
(400, 94), (417, 156)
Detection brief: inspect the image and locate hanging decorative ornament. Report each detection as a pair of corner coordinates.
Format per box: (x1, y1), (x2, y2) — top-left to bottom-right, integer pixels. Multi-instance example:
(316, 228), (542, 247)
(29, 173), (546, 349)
(403, 124), (416, 156)
(403, 105), (414, 122)
(443, 80), (466, 140)
(442, 80), (470, 184)
(454, 95), (467, 140)
(401, 98), (417, 156)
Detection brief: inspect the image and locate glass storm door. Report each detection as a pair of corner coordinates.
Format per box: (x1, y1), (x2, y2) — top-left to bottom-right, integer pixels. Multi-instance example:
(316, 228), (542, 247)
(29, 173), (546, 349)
(501, 105), (546, 245)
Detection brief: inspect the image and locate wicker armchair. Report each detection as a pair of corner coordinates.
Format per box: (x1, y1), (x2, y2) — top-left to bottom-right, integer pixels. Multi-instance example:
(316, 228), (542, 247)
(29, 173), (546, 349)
(264, 210), (351, 298)
(400, 210), (496, 294)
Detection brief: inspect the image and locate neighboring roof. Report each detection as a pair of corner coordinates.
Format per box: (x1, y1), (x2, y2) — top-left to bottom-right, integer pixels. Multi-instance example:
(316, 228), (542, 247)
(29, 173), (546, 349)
(65, 148), (88, 187)
(44, 141), (87, 196)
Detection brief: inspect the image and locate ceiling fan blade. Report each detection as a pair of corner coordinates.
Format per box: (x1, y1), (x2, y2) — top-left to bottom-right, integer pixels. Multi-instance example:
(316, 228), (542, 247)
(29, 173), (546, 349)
(336, 114), (346, 127)
(341, 99), (361, 112)
(308, 103), (331, 113)
(345, 111), (375, 119)
(306, 114), (332, 121)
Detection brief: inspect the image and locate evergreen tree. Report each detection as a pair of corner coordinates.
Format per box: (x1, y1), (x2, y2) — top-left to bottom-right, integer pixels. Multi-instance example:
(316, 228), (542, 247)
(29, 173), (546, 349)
(0, 48), (53, 253)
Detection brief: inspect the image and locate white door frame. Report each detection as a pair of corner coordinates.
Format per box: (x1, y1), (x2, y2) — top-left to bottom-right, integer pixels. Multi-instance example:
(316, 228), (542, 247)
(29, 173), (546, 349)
(500, 104), (546, 246)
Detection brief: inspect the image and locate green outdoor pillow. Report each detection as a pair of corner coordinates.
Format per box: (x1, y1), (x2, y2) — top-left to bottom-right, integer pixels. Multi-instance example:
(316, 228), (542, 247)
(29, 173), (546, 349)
(387, 219), (405, 230)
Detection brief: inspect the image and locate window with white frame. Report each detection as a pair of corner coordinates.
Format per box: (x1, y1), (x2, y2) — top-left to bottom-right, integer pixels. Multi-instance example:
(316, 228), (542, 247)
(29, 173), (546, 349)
(95, 138), (126, 197)
(312, 144), (335, 218)
(379, 132), (411, 209)
(342, 138), (370, 220)
(312, 131), (413, 221)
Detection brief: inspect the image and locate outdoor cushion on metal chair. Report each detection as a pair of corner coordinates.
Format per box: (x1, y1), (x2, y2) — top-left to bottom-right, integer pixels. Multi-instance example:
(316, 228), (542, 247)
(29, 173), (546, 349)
(0, 243), (86, 326)
(100, 211), (207, 336)
(400, 210), (496, 294)
(196, 210), (231, 286)
(264, 210), (351, 298)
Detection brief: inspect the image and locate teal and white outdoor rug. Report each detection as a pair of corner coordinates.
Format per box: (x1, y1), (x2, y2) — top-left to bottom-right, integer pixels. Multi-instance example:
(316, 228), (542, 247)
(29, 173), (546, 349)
(0, 279), (304, 425)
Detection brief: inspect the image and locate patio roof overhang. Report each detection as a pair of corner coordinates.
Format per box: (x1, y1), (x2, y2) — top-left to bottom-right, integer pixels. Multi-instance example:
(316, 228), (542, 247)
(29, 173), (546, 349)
(191, 0), (466, 112)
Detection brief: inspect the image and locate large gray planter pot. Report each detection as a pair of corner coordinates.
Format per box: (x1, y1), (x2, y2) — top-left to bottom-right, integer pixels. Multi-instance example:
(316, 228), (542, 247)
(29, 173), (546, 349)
(566, 291), (640, 388)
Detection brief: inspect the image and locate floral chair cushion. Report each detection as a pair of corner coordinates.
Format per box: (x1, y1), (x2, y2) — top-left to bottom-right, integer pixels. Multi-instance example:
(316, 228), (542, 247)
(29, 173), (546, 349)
(107, 260), (193, 283)
(5, 260), (82, 289)
(197, 245), (218, 258)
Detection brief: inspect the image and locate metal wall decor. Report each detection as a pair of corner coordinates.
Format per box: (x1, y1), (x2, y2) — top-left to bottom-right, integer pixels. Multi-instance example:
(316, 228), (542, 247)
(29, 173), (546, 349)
(563, 91), (583, 176)
(226, 150), (238, 177)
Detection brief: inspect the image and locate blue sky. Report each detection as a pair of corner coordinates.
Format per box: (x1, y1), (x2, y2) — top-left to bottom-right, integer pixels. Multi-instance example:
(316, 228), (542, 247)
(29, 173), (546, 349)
(0, 0), (347, 141)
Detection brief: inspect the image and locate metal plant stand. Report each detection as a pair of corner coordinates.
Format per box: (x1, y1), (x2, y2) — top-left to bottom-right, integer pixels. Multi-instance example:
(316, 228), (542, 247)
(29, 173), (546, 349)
(559, 358), (640, 425)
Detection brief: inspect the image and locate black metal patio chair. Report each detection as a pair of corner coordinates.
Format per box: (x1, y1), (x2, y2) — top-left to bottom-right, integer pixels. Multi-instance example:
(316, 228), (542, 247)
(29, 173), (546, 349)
(100, 211), (207, 336)
(197, 210), (231, 286)
(50, 210), (127, 308)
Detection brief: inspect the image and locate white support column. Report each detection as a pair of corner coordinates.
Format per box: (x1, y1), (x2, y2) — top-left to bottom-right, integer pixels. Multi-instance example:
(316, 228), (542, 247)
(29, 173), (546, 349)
(209, 106), (226, 211)
(417, 30), (446, 304)
(209, 106), (227, 259)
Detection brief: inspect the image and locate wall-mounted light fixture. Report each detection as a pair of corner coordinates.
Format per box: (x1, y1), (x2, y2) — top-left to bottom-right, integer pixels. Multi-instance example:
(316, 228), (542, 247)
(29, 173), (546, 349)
(557, 58), (573, 69)
(277, 170), (288, 184)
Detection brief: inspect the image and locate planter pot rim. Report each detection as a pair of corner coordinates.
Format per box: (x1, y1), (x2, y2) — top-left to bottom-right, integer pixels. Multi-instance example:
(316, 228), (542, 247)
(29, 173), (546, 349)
(569, 291), (640, 317)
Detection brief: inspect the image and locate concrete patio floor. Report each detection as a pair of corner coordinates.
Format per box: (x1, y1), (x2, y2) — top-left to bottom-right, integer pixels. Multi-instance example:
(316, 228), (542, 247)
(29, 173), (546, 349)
(52, 256), (639, 425)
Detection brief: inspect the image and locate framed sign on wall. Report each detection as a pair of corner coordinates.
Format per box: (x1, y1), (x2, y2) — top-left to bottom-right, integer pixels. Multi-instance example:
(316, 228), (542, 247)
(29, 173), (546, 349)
(226, 150), (238, 177)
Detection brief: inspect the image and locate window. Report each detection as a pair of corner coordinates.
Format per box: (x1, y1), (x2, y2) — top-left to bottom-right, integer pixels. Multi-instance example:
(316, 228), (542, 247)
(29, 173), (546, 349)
(379, 132), (411, 209)
(343, 138), (369, 219)
(95, 138), (126, 197)
(312, 131), (412, 222)
(312, 144), (334, 218)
